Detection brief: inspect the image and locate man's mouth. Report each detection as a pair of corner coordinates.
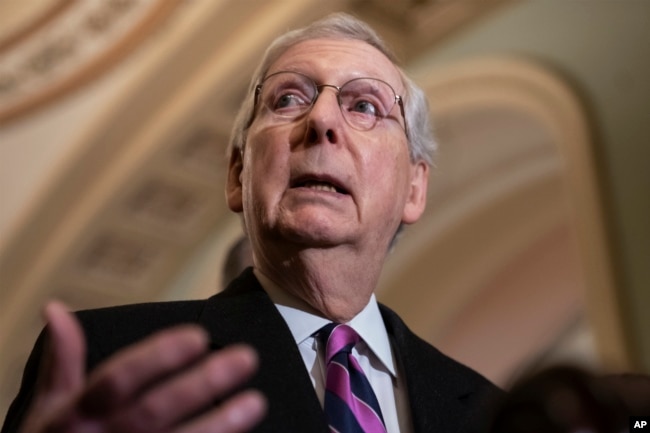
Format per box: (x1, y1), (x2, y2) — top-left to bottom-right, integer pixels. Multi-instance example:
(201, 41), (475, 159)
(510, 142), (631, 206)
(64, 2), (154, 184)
(291, 176), (349, 195)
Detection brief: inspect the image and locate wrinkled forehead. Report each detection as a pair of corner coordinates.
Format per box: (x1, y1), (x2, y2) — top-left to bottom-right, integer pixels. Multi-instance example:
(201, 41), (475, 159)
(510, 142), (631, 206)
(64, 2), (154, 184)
(266, 38), (405, 94)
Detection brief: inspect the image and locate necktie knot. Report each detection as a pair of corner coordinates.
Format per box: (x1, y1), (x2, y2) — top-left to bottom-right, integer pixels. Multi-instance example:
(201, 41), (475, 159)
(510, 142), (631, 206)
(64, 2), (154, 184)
(319, 323), (361, 363)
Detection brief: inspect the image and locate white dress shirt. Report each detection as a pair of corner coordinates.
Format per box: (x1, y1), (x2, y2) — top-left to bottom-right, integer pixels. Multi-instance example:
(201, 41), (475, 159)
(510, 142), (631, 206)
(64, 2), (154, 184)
(254, 270), (413, 433)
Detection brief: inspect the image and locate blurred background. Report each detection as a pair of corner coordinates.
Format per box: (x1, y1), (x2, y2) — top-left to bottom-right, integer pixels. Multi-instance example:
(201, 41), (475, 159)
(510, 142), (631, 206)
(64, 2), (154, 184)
(1, 0), (648, 418)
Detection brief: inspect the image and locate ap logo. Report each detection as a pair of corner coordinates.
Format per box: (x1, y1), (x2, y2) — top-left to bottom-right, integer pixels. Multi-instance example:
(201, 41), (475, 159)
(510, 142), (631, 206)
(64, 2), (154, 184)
(632, 417), (650, 430)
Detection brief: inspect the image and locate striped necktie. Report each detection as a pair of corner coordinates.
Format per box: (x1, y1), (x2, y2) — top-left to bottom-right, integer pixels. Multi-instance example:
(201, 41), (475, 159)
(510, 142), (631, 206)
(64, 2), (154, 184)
(319, 323), (387, 433)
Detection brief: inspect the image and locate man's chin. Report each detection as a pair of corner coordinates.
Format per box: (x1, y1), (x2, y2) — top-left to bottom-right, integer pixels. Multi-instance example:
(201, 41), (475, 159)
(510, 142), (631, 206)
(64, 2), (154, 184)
(277, 222), (350, 249)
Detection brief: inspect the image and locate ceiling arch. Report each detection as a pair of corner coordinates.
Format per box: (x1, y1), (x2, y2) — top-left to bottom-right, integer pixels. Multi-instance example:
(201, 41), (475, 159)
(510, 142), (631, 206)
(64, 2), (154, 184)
(377, 56), (624, 382)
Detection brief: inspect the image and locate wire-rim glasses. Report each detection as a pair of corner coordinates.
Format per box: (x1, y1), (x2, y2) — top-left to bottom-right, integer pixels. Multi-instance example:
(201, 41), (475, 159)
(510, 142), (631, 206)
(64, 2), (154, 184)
(253, 71), (408, 136)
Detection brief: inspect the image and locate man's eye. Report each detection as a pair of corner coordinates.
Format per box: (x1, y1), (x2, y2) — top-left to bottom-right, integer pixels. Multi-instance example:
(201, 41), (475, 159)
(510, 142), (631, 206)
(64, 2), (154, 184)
(272, 92), (309, 111)
(350, 100), (378, 116)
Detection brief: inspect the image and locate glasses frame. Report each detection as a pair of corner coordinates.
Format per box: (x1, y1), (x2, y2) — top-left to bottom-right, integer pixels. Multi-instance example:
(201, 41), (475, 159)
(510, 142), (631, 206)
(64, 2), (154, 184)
(253, 70), (408, 137)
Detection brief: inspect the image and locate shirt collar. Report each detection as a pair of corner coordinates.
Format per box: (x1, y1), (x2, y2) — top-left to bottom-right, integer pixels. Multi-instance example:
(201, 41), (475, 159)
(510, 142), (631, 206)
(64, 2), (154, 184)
(254, 269), (397, 378)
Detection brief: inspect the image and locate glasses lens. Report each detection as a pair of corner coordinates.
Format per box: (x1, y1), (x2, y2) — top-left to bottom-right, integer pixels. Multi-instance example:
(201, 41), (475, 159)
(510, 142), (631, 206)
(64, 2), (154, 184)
(339, 78), (397, 130)
(259, 72), (315, 118)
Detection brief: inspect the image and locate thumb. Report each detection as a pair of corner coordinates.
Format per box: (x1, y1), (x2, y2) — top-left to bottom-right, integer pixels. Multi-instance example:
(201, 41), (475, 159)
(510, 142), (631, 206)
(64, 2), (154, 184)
(37, 300), (86, 398)
(20, 302), (87, 433)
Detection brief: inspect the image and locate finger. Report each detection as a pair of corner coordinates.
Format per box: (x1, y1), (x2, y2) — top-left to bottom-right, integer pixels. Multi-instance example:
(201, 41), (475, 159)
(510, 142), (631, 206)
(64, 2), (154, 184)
(176, 390), (267, 433)
(108, 345), (260, 432)
(19, 301), (87, 433)
(80, 325), (209, 416)
(39, 300), (86, 399)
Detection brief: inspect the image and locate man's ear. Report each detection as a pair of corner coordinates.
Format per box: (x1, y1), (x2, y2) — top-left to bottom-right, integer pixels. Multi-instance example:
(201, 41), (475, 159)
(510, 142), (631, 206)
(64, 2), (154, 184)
(226, 148), (244, 212)
(401, 161), (429, 225)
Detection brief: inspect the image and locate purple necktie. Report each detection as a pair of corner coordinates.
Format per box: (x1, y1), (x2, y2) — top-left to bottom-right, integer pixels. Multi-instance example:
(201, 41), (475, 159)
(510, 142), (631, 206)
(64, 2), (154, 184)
(320, 323), (387, 433)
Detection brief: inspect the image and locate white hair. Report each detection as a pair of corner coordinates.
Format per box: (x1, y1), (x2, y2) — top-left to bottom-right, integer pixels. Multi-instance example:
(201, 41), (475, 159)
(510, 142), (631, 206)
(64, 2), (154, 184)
(227, 12), (436, 166)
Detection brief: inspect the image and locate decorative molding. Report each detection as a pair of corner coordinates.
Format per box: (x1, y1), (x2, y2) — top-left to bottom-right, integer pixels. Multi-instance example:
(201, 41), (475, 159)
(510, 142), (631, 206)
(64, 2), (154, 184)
(0, 0), (76, 53)
(349, 0), (515, 61)
(0, 0), (182, 124)
(76, 231), (160, 288)
(127, 178), (202, 230)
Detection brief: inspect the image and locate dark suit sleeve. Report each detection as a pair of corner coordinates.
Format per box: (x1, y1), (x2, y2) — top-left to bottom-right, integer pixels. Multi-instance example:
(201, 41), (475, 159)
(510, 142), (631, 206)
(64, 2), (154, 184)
(2, 330), (46, 433)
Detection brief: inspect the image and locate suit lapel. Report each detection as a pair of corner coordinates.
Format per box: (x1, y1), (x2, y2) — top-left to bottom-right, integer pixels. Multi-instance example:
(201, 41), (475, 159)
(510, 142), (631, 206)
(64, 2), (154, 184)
(197, 269), (329, 433)
(380, 305), (492, 433)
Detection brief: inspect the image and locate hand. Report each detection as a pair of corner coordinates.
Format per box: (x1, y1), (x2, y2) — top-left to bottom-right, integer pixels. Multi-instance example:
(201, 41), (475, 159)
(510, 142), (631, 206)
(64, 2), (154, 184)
(19, 301), (267, 433)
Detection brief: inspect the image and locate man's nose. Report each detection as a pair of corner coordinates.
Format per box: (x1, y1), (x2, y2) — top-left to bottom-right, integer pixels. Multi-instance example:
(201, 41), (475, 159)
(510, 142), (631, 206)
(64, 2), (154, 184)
(306, 87), (342, 144)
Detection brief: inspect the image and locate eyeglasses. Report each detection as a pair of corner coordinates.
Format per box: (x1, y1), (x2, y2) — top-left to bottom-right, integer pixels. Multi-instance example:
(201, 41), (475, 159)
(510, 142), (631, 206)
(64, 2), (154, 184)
(253, 71), (408, 136)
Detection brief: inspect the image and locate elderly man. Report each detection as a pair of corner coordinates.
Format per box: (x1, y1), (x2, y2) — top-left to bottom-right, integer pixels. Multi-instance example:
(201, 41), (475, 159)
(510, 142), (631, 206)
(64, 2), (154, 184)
(3, 13), (501, 433)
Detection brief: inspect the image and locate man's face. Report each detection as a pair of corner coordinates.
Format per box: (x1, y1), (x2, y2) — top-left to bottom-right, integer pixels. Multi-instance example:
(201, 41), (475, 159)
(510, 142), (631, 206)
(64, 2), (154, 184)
(227, 38), (428, 255)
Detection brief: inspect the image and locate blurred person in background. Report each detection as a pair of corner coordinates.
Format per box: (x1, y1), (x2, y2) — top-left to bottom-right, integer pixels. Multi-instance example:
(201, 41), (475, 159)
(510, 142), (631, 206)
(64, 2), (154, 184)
(487, 365), (650, 433)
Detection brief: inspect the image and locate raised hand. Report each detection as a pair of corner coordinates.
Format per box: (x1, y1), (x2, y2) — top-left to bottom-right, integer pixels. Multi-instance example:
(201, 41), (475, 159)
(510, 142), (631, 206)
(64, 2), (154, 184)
(18, 301), (267, 433)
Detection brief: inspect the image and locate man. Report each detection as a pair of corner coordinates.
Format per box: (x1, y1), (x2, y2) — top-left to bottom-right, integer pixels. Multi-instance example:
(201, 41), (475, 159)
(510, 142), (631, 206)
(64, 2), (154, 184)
(3, 13), (502, 433)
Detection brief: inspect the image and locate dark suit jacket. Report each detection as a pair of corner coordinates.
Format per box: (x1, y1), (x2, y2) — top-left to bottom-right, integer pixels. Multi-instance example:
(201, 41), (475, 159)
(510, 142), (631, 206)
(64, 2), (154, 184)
(3, 268), (502, 432)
